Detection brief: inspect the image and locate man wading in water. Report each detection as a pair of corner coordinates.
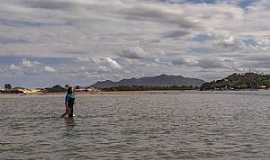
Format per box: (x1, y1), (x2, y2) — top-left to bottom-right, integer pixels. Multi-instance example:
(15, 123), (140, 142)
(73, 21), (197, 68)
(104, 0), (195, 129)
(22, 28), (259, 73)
(61, 87), (76, 118)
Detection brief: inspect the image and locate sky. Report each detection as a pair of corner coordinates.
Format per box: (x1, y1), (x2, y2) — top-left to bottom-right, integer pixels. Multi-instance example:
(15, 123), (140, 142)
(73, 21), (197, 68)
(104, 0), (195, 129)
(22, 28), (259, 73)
(0, 0), (270, 87)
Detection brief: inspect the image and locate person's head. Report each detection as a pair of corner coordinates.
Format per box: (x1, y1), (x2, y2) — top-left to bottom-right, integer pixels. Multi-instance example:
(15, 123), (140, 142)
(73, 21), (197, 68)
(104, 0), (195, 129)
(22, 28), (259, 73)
(67, 87), (73, 94)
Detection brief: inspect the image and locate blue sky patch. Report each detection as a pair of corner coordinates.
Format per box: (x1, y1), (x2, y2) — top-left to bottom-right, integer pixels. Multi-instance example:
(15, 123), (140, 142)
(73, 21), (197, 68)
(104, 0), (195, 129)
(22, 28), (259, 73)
(159, 0), (256, 8)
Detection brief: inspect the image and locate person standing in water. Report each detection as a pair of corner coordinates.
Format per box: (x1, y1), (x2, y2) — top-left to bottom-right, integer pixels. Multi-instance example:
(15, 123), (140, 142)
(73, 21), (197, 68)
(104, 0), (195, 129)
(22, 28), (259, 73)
(61, 87), (75, 118)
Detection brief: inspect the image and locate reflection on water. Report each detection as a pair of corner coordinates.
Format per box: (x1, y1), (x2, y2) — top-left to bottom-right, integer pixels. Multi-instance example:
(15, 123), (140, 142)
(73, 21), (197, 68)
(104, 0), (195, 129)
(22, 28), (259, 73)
(64, 117), (76, 127)
(1, 91), (270, 159)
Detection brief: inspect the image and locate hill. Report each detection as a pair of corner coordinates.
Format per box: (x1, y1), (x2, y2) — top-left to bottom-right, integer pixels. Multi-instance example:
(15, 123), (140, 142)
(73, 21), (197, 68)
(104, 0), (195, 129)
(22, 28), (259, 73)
(92, 74), (205, 90)
(200, 73), (270, 90)
(45, 85), (67, 93)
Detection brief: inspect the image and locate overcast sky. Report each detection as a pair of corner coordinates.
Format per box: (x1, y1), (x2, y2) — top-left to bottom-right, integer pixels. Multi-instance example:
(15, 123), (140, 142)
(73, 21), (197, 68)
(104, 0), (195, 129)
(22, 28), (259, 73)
(0, 0), (270, 87)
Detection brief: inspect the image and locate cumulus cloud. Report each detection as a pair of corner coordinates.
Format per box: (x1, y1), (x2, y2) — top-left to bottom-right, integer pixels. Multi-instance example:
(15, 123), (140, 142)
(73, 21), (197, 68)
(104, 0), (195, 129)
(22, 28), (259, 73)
(120, 47), (148, 59)
(6, 58), (56, 75)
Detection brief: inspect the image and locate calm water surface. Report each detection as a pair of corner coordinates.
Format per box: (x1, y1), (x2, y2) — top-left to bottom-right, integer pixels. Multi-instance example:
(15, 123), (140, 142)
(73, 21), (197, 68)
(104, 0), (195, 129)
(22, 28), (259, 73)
(1, 91), (270, 160)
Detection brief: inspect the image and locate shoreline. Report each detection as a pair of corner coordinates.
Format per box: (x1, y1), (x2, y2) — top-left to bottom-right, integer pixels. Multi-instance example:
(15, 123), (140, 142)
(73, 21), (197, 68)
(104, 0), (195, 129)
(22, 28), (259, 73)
(1, 89), (270, 97)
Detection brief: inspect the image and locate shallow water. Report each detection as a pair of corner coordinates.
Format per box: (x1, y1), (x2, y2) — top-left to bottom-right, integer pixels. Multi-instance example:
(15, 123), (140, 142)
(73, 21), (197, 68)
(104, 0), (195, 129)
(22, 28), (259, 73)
(1, 91), (270, 160)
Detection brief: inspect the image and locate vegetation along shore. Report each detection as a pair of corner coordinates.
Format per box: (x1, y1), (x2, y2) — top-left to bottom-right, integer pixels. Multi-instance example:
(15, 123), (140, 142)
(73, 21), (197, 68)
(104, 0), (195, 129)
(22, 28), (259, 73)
(1, 73), (270, 95)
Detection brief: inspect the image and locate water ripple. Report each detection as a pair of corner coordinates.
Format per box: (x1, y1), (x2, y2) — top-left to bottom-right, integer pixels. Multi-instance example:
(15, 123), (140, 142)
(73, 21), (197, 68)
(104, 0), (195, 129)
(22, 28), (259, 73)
(1, 91), (270, 159)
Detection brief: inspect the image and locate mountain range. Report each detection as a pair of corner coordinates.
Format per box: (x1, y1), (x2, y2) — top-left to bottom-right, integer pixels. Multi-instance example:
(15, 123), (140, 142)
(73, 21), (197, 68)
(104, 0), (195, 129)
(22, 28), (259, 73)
(92, 74), (205, 89)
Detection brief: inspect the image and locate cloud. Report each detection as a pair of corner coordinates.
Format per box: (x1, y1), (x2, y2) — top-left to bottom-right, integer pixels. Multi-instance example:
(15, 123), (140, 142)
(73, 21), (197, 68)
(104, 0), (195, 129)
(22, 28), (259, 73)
(1, 0), (270, 86)
(22, 0), (78, 11)
(0, 36), (29, 44)
(120, 2), (201, 29)
(76, 57), (92, 62)
(44, 66), (57, 72)
(237, 54), (270, 69)
(195, 58), (227, 69)
(5, 58), (54, 75)
(9, 64), (21, 71)
(120, 47), (148, 59)
(88, 57), (122, 70)
(104, 57), (122, 69)
(171, 57), (188, 65)
(162, 30), (190, 39)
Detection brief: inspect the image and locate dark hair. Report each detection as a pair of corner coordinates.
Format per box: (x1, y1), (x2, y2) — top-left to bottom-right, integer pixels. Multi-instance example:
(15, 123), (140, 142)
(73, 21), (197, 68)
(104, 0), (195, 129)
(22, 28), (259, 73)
(67, 87), (73, 94)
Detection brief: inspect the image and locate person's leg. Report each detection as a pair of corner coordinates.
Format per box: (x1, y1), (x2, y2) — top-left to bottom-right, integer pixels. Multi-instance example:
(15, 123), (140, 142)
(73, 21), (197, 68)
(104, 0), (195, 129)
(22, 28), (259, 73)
(60, 112), (67, 118)
(61, 105), (69, 118)
(68, 102), (74, 117)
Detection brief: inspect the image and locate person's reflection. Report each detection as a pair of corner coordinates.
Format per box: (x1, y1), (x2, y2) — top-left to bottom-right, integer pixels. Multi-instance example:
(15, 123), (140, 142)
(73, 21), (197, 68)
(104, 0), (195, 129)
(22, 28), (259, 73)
(64, 117), (76, 127)
(61, 117), (78, 159)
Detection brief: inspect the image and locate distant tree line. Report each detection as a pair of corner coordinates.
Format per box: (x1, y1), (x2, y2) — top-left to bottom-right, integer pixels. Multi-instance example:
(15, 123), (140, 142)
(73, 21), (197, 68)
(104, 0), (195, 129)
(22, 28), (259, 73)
(4, 84), (12, 90)
(0, 84), (24, 94)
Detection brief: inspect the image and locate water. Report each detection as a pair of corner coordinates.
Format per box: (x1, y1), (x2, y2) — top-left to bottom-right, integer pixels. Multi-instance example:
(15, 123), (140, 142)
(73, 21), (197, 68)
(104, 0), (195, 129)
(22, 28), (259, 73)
(1, 91), (270, 160)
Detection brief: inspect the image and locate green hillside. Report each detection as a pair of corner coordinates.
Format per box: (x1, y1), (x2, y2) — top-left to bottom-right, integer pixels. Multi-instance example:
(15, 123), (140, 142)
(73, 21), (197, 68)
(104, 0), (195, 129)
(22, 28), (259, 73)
(200, 73), (270, 90)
